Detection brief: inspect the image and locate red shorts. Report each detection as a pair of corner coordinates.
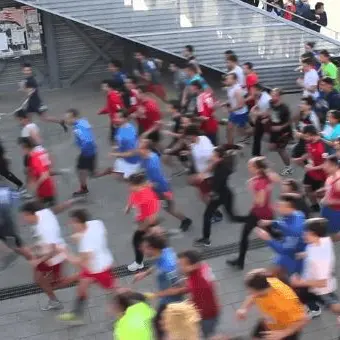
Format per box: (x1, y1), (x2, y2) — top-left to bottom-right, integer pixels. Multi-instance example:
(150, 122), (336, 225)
(147, 84), (167, 101)
(198, 178), (212, 196)
(36, 262), (63, 283)
(80, 268), (116, 290)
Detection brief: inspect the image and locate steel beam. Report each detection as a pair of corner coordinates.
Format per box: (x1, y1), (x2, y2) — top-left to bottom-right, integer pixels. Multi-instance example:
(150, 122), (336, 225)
(42, 11), (61, 88)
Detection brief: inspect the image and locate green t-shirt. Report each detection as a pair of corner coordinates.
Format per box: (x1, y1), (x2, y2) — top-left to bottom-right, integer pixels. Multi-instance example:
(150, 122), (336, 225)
(114, 302), (156, 340)
(322, 62), (340, 91)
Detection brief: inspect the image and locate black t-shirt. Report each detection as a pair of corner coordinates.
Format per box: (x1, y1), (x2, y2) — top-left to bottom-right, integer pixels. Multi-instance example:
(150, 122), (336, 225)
(25, 76), (38, 90)
(270, 102), (292, 134)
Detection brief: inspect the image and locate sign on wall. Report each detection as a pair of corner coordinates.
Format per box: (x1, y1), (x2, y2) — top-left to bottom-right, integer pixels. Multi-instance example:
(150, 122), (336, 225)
(0, 6), (42, 58)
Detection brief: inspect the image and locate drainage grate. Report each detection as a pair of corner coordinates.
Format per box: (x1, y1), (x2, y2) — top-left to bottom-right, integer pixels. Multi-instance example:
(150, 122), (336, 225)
(0, 238), (266, 301)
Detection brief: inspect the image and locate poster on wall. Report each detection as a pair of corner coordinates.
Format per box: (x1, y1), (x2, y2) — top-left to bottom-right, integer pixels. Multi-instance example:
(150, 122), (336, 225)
(0, 6), (43, 58)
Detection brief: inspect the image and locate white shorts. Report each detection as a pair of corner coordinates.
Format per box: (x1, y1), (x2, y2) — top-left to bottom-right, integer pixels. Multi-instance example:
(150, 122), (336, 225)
(114, 158), (140, 179)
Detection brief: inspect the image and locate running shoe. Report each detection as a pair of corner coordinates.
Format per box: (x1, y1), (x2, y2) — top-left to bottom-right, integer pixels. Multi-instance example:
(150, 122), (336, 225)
(127, 261), (144, 272)
(226, 258), (244, 270)
(306, 307), (321, 319)
(18, 187), (33, 200)
(72, 189), (89, 197)
(279, 166), (293, 176)
(41, 299), (63, 311)
(58, 312), (84, 325)
(218, 118), (229, 125)
(211, 214), (223, 224)
(193, 238), (211, 247)
(180, 218), (192, 232)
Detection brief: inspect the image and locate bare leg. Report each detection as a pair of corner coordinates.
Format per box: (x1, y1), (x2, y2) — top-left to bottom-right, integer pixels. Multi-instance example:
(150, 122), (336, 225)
(40, 112), (62, 124)
(227, 123), (235, 145)
(34, 269), (57, 300)
(93, 167), (113, 178)
(277, 148), (290, 166)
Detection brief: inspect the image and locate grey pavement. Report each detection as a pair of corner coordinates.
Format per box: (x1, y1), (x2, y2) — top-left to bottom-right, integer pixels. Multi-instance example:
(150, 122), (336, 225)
(0, 82), (336, 339)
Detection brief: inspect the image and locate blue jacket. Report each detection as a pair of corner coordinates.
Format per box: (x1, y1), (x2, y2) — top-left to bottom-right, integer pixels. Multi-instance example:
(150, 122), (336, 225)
(73, 119), (96, 156)
(267, 211), (306, 264)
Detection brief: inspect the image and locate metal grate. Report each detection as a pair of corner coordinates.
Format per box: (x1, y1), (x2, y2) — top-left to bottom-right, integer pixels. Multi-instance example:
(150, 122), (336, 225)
(0, 238), (266, 301)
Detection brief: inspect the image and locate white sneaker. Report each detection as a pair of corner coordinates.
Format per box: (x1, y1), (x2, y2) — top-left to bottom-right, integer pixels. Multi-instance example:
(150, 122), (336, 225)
(127, 261), (144, 272)
(18, 188), (33, 199)
(280, 166), (293, 176)
(41, 299), (63, 311)
(306, 307), (321, 319)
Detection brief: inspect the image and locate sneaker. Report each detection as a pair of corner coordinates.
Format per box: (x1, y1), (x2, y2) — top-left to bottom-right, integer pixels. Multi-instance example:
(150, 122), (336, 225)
(180, 218), (192, 232)
(60, 120), (68, 133)
(41, 299), (63, 311)
(306, 307), (321, 319)
(72, 189), (89, 197)
(219, 118), (229, 126)
(211, 214), (223, 224)
(58, 312), (84, 325)
(226, 258), (244, 270)
(127, 261), (144, 272)
(310, 204), (320, 213)
(280, 166), (293, 176)
(193, 238), (211, 247)
(18, 188), (33, 200)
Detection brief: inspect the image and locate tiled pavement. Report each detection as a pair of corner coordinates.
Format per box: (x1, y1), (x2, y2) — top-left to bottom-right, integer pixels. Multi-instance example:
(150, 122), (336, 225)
(0, 83), (338, 338)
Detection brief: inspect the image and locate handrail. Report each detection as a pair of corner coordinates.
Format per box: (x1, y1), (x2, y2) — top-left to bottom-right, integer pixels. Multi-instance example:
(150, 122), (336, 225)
(258, 0), (340, 40)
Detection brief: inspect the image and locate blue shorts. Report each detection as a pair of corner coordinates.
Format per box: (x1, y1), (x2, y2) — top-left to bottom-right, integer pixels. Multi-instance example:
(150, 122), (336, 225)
(229, 112), (249, 128)
(321, 205), (340, 234)
(274, 256), (303, 276)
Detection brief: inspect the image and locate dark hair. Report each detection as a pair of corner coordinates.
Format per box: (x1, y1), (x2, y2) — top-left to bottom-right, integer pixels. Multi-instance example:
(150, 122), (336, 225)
(305, 217), (328, 237)
(184, 124), (200, 137)
(69, 209), (91, 223)
(320, 77), (334, 86)
(109, 59), (122, 69)
(128, 172), (147, 185)
(22, 62), (32, 68)
(185, 45), (194, 53)
(117, 108), (130, 120)
(178, 250), (201, 264)
(253, 83), (264, 91)
(320, 49), (330, 58)
(136, 84), (148, 94)
(227, 72), (238, 81)
(135, 50), (146, 56)
(305, 41), (316, 49)
(325, 154), (339, 167)
(279, 193), (299, 209)
(18, 137), (35, 149)
(245, 272), (270, 291)
(225, 50), (235, 56)
(315, 2), (324, 10)
(102, 79), (118, 89)
(168, 100), (181, 112)
(243, 62), (254, 70)
(15, 109), (29, 119)
(113, 291), (147, 312)
(301, 96), (315, 107)
(21, 201), (42, 214)
(302, 124), (318, 135)
(190, 80), (203, 90)
(283, 179), (300, 193)
(302, 58), (315, 66)
(67, 108), (80, 118)
(185, 64), (198, 73)
(227, 54), (238, 63)
(329, 110), (340, 122)
(143, 234), (168, 250)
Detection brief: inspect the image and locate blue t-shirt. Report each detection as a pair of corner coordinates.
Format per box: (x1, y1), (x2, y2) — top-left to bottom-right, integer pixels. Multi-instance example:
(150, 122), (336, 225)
(141, 59), (160, 84)
(115, 123), (139, 164)
(156, 247), (183, 306)
(185, 74), (208, 89)
(73, 119), (96, 156)
(112, 71), (126, 88)
(140, 152), (171, 194)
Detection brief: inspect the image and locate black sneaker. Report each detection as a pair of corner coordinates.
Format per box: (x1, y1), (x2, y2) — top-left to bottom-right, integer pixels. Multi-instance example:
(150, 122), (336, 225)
(180, 218), (192, 232)
(193, 238), (211, 247)
(310, 204), (320, 213)
(60, 120), (68, 133)
(72, 189), (89, 197)
(211, 214), (223, 224)
(226, 258), (244, 270)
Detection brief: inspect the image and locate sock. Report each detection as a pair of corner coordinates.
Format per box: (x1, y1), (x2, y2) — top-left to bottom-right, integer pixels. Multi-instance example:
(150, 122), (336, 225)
(81, 185), (88, 191)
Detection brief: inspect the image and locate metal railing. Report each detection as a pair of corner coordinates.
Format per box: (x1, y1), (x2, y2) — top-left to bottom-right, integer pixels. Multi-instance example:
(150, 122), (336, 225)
(259, 0), (340, 40)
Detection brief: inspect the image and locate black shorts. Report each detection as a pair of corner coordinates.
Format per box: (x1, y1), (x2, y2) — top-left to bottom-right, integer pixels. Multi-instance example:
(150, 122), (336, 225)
(26, 92), (47, 116)
(269, 130), (291, 148)
(109, 125), (117, 144)
(0, 207), (23, 248)
(303, 173), (324, 191)
(23, 155), (29, 169)
(76, 153), (96, 175)
(148, 130), (161, 143)
(291, 139), (306, 159)
(253, 320), (300, 340)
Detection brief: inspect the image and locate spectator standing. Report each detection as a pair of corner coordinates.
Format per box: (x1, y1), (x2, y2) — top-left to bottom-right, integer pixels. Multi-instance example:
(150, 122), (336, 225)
(294, 0), (312, 27)
(309, 2), (328, 32)
(319, 50), (340, 91)
(284, 0), (296, 21)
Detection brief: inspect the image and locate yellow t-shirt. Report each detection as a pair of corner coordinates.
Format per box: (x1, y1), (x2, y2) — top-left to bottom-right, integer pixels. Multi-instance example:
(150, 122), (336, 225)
(254, 278), (305, 330)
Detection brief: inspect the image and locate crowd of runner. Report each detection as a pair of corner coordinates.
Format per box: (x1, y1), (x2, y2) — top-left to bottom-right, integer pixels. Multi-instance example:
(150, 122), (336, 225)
(1, 41), (340, 339)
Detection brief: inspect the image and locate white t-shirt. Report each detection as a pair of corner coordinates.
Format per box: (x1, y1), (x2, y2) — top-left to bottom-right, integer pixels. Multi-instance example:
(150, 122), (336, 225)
(33, 209), (66, 266)
(257, 91), (271, 113)
(21, 123), (39, 138)
(303, 69), (319, 99)
(227, 84), (247, 115)
(229, 65), (245, 87)
(302, 237), (337, 295)
(191, 136), (214, 175)
(78, 220), (114, 273)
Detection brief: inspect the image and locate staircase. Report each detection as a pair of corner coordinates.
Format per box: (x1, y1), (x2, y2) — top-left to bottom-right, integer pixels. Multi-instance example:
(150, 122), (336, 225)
(14, 0), (340, 90)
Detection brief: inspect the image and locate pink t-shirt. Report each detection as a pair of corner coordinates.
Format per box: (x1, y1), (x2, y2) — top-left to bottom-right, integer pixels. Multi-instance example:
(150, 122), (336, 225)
(249, 176), (273, 219)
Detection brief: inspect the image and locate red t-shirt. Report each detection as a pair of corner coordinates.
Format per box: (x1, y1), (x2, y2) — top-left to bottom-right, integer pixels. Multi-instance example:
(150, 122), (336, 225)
(28, 147), (55, 198)
(187, 263), (220, 319)
(98, 90), (124, 124)
(325, 175), (340, 210)
(137, 98), (161, 132)
(249, 176), (273, 219)
(128, 186), (160, 222)
(197, 92), (218, 134)
(306, 141), (327, 181)
(128, 89), (139, 114)
(246, 73), (259, 92)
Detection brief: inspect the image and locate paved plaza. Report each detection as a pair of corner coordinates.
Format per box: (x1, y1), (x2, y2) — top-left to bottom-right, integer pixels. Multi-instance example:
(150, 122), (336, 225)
(0, 84), (339, 339)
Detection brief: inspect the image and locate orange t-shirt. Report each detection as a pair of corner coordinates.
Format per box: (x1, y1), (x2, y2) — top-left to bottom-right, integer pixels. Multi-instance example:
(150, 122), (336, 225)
(254, 278), (305, 330)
